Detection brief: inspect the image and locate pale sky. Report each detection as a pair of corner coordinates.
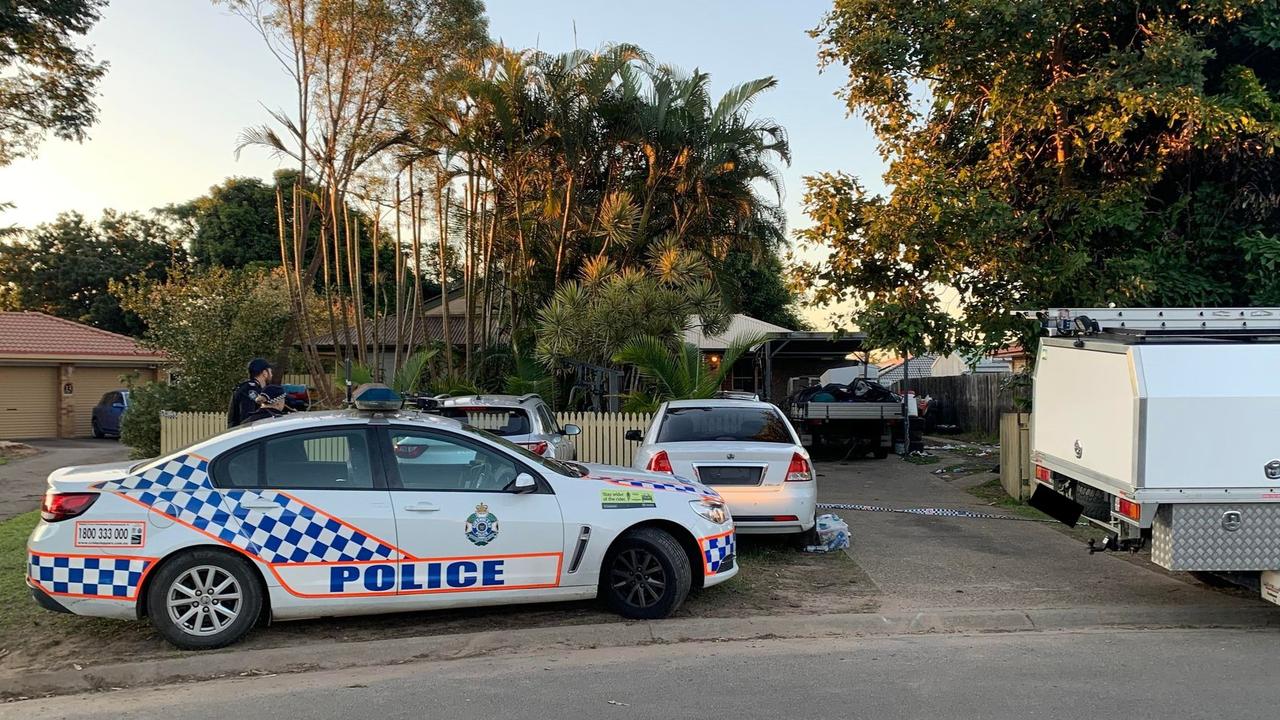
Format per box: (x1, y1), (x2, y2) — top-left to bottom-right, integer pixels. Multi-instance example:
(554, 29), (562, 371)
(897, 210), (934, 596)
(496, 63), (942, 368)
(0, 0), (885, 329)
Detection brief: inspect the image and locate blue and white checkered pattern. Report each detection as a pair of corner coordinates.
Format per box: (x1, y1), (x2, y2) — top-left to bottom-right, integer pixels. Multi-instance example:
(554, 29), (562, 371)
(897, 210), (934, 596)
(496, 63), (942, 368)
(603, 477), (717, 498)
(29, 554), (152, 599)
(95, 454), (212, 493)
(95, 453), (399, 564)
(222, 490), (396, 563)
(702, 534), (735, 574)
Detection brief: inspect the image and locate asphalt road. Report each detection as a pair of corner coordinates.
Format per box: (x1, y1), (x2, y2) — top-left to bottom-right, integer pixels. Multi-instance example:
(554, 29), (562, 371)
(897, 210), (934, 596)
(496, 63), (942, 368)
(12, 628), (1280, 719)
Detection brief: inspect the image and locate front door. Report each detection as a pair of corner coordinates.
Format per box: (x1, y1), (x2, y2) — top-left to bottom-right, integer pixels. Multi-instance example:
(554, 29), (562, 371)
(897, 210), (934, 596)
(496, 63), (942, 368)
(380, 426), (564, 599)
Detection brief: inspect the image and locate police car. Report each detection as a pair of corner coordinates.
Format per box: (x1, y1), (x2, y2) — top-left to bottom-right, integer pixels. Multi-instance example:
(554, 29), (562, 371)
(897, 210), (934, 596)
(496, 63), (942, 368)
(26, 386), (737, 649)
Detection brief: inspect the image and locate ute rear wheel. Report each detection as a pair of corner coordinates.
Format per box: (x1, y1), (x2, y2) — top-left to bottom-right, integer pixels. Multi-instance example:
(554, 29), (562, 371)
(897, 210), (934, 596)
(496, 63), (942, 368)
(601, 527), (691, 620)
(146, 549), (262, 650)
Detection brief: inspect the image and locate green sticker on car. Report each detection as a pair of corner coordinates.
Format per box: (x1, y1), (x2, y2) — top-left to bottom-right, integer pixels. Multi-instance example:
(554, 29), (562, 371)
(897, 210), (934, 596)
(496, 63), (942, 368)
(601, 489), (656, 509)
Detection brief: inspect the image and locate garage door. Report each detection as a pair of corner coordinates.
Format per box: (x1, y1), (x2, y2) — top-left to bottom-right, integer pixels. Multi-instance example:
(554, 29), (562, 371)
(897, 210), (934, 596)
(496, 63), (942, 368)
(0, 366), (58, 439)
(74, 367), (155, 438)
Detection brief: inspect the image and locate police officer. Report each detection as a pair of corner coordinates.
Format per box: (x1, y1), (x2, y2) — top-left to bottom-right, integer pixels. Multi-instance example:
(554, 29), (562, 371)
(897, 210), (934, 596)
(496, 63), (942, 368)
(227, 358), (274, 428)
(241, 385), (290, 424)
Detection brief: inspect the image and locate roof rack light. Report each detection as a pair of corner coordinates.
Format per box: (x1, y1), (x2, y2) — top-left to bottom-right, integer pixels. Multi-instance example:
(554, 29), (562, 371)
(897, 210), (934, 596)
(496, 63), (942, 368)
(352, 383), (403, 411)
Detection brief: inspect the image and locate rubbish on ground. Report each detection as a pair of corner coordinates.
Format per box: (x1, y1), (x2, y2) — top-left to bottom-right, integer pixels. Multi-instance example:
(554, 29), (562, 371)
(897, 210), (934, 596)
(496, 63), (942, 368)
(804, 513), (851, 553)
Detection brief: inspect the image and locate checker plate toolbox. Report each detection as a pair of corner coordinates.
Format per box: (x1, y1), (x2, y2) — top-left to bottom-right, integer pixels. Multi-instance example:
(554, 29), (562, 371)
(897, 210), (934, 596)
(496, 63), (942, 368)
(1020, 308), (1280, 585)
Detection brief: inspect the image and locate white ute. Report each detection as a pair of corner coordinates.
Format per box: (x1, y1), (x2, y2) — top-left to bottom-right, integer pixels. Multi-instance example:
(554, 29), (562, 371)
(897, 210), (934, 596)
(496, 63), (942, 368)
(26, 386), (736, 649)
(1023, 308), (1280, 606)
(629, 399), (817, 540)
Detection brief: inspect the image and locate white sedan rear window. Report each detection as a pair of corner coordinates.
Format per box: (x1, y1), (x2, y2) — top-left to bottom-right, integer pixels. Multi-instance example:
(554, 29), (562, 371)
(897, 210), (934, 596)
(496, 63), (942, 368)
(656, 407), (793, 443)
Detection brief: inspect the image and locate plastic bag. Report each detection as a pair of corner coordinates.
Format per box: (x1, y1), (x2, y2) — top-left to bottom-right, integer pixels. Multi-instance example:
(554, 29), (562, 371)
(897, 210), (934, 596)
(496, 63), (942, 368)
(804, 513), (850, 553)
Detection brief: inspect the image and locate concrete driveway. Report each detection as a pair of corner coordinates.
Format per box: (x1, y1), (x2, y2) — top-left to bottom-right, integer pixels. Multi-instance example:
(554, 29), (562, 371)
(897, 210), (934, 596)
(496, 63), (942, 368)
(0, 439), (131, 521)
(817, 447), (1268, 613)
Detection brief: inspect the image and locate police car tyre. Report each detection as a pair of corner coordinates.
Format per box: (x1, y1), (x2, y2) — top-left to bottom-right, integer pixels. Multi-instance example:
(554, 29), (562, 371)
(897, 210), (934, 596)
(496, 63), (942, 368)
(145, 549), (262, 650)
(601, 527), (691, 620)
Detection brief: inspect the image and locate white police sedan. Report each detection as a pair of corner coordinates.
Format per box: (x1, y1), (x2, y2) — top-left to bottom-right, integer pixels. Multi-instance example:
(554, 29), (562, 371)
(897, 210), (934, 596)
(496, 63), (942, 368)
(26, 386), (736, 649)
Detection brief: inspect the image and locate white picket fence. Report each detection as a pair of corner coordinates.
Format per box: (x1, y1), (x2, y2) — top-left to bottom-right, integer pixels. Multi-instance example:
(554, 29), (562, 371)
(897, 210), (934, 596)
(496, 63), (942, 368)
(158, 409), (653, 466)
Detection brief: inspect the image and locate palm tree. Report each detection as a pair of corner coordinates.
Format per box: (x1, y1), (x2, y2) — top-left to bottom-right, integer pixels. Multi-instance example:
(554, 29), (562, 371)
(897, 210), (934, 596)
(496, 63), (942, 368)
(612, 332), (767, 412)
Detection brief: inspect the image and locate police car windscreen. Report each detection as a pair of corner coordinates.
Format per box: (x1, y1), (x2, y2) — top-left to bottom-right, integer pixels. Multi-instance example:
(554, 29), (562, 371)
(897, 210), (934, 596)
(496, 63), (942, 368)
(656, 407), (792, 443)
(440, 408), (531, 436)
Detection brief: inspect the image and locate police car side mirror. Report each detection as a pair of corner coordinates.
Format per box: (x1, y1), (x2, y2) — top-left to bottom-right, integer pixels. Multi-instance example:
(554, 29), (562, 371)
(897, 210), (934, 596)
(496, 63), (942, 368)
(624, 429), (643, 442)
(512, 473), (537, 494)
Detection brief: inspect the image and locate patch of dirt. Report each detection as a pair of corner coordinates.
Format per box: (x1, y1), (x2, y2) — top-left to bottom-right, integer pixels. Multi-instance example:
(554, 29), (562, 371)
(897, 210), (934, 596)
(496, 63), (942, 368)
(0, 539), (878, 674)
(0, 442), (40, 463)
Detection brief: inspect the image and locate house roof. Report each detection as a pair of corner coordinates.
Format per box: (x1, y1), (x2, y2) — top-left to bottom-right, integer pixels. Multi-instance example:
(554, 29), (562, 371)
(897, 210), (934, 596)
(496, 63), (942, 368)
(684, 314), (793, 351)
(0, 312), (163, 360)
(877, 355), (937, 383)
(306, 314), (501, 348)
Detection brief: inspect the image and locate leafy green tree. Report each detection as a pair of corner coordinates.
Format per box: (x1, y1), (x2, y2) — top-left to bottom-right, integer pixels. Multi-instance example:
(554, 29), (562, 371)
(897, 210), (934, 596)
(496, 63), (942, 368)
(535, 240), (732, 367)
(802, 0), (1280, 353)
(113, 266), (292, 411)
(613, 333), (767, 412)
(0, 211), (185, 335)
(715, 249), (808, 329)
(0, 0), (108, 165)
(170, 175), (285, 270)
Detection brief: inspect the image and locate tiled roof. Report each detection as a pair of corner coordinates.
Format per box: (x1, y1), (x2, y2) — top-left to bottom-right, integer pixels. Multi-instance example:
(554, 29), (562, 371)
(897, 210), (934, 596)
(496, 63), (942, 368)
(0, 312), (163, 359)
(877, 355), (937, 383)
(306, 314), (503, 347)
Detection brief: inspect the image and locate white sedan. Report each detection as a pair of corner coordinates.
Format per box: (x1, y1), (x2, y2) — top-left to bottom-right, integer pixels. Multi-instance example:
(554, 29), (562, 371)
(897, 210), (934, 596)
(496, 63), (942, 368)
(26, 386), (736, 649)
(628, 399), (817, 539)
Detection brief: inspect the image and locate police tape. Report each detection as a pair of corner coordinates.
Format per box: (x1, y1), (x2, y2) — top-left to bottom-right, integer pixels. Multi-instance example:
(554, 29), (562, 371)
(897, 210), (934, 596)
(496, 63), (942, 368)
(816, 502), (1056, 523)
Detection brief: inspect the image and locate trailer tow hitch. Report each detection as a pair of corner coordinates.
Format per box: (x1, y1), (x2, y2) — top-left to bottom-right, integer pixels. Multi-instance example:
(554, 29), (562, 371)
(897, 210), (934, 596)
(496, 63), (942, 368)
(1087, 536), (1144, 554)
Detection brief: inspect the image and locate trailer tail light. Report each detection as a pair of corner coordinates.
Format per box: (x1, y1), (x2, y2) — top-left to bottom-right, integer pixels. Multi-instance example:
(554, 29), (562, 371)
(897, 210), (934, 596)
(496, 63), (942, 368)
(786, 453), (813, 482)
(1117, 498), (1141, 521)
(520, 441), (549, 456)
(646, 451), (673, 474)
(1035, 465), (1052, 483)
(41, 492), (98, 522)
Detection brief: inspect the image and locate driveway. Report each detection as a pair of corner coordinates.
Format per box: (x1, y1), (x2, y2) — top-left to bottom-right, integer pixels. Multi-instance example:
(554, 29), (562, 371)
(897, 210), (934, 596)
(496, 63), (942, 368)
(0, 439), (131, 521)
(817, 447), (1267, 612)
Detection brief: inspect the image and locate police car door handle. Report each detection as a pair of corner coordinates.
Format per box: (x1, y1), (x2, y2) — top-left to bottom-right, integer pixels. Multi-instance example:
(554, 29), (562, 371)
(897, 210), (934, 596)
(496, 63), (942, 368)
(404, 503), (440, 512)
(240, 499), (280, 510)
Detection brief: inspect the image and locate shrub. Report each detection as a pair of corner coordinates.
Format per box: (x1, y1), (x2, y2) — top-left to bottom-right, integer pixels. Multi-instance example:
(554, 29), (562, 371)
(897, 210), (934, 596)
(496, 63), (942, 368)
(120, 382), (189, 459)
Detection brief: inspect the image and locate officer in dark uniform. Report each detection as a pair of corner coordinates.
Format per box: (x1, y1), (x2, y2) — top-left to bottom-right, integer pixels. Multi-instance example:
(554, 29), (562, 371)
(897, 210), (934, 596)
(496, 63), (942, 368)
(241, 385), (290, 424)
(227, 358), (274, 428)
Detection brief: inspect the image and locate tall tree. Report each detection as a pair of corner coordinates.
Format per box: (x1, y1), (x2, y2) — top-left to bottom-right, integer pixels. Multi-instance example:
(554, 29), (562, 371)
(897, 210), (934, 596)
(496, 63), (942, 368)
(0, 0), (108, 165)
(0, 211), (186, 335)
(801, 0), (1280, 354)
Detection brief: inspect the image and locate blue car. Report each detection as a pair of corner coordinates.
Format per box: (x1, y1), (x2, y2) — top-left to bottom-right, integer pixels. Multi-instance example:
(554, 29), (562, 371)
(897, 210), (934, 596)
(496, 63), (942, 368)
(91, 389), (130, 438)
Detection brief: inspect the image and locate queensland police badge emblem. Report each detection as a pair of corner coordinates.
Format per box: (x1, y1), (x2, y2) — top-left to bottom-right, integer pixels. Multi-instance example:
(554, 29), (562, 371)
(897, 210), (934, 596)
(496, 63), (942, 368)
(464, 502), (499, 546)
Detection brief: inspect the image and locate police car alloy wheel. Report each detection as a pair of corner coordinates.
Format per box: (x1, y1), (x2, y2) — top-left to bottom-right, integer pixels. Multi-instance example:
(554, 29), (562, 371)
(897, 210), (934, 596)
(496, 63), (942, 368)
(146, 550), (262, 650)
(601, 527), (691, 620)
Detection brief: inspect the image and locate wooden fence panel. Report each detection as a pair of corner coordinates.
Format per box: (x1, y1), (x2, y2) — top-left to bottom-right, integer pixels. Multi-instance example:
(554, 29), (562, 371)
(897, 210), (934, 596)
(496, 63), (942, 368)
(557, 411), (652, 467)
(898, 374), (1016, 436)
(160, 410), (653, 467)
(999, 412), (1033, 501)
(159, 411), (226, 455)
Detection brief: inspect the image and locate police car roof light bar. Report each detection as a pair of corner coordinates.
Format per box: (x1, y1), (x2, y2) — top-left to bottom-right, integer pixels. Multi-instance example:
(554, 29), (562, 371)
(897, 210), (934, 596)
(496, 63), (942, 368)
(352, 383), (403, 411)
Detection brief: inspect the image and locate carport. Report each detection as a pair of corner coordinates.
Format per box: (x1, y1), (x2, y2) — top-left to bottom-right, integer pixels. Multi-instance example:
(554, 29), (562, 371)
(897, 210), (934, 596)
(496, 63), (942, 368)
(754, 332), (872, 403)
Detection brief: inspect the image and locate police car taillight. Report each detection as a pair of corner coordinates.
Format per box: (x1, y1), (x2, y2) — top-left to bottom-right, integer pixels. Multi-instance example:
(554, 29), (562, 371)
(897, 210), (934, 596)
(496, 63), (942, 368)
(41, 491), (98, 522)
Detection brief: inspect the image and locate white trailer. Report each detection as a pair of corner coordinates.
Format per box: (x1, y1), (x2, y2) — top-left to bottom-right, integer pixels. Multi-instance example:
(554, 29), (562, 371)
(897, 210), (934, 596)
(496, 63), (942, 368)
(1022, 308), (1280, 605)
